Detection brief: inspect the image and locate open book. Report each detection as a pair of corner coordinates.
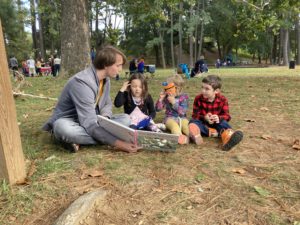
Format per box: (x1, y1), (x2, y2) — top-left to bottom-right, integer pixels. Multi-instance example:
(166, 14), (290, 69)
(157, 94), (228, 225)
(97, 115), (179, 152)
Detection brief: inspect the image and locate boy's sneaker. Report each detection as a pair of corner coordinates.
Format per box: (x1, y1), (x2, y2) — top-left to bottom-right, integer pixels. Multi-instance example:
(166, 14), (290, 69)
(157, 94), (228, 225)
(178, 134), (189, 145)
(189, 123), (203, 145)
(221, 129), (243, 151)
(208, 128), (218, 137)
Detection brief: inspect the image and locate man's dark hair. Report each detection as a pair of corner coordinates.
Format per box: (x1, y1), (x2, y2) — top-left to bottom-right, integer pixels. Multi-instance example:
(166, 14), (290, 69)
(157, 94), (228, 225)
(202, 75), (222, 90)
(93, 45), (126, 70)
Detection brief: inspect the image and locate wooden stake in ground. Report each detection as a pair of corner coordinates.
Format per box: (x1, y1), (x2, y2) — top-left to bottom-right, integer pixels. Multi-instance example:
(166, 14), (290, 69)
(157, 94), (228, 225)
(0, 20), (26, 184)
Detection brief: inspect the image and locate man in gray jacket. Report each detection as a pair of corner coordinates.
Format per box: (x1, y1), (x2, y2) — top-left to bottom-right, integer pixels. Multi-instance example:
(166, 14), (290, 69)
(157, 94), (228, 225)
(43, 46), (140, 153)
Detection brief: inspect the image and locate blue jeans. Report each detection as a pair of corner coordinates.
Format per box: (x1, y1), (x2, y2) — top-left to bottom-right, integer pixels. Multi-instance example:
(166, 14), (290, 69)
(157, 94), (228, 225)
(52, 114), (131, 145)
(189, 119), (231, 137)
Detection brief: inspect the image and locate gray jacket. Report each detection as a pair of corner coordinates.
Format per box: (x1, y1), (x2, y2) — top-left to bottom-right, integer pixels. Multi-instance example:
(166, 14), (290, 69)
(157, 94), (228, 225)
(42, 66), (118, 145)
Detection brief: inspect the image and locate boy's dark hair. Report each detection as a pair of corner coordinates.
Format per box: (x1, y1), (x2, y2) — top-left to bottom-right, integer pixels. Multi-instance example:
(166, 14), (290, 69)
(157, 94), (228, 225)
(93, 45), (126, 70)
(202, 75), (222, 90)
(128, 73), (149, 102)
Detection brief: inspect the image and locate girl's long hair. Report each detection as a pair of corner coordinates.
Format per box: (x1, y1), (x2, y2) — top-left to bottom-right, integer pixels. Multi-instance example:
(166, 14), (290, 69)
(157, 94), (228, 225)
(127, 73), (149, 104)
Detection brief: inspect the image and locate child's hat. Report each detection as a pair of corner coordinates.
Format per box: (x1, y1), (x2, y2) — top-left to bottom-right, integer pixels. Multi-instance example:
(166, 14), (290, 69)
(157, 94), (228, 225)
(162, 82), (176, 95)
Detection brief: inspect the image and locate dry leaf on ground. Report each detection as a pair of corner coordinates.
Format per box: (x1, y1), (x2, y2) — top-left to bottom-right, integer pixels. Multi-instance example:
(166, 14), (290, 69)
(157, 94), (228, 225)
(261, 134), (272, 140)
(88, 170), (104, 177)
(260, 107), (269, 111)
(292, 139), (300, 150)
(231, 168), (246, 174)
(244, 118), (256, 122)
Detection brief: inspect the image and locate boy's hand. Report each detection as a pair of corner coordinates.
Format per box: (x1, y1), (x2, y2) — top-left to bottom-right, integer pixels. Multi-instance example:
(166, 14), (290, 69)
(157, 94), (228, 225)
(210, 114), (219, 123)
(114, 140), (142, 153)
(205, 113), (214, 124)
(167, 95), (176, 105)
(120, 81), (130, 92)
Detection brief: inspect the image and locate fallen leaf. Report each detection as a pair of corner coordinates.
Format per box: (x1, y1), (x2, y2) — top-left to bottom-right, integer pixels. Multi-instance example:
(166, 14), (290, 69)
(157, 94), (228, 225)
(261, 134), (272, 140)
(231, 168), (246, 174)
(292, 139), (300, 150)
(27, 160), (36, 177)
(88, 170), (104, 177)
(186, 205), (193, 210)
(244, 118), (256, 122)
(45, 155), (56, 161)
(260, 107), (269, 111)
(254, 186), (270, 197)
(8, 216), (16, 221)
(16, 179), (30, 185)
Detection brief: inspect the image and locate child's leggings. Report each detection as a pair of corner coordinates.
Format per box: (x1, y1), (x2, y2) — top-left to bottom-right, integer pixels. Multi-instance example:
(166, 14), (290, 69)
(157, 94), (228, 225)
(165, 118), (189, 135)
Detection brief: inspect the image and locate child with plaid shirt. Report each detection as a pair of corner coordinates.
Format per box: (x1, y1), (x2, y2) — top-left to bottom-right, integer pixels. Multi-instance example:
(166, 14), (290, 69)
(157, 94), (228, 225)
(189, 75), (243, 151)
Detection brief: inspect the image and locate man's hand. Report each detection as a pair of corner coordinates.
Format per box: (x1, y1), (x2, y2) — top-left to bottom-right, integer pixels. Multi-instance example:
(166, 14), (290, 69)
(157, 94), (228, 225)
(114, 140), (142, 153)
(120, 81), (130, 92)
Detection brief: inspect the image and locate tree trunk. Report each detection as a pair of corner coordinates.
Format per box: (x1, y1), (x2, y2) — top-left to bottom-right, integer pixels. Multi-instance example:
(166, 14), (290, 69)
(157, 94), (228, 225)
(178, 2), (183, 64)
(16, 0), (25, 34)
(296, 18), (300, 65)
(159, 30), (166, 69)
(170, 9), (175, 68)
(189, 6), (193, 68)
(282, 28), (289, 66)
(215, 29), (222, 59)
(154, 45), (161, 67)
(194, 0), (200, 61)
(197, 0), (205, 59)
(30, 0), (38, 59)
(278, 28), (283, 64)
(95, 2), (99, 32)
(36, 0), (45, 60)
(61, 0), (90, 77)
(271, 34), (277, 64)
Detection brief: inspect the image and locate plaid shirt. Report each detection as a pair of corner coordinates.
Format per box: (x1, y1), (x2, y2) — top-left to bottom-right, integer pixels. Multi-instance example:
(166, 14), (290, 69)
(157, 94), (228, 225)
(192, 93), (231, 122)
(156, 93), (189, 122)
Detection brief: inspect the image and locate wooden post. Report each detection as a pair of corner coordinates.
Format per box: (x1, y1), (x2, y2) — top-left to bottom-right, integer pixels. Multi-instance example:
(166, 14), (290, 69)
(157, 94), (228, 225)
(0, 20), (26, 184)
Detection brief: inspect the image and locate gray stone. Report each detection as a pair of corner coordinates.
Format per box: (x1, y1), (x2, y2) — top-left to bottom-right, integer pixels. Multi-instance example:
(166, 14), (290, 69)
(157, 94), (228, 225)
(53, 189), (107, 225)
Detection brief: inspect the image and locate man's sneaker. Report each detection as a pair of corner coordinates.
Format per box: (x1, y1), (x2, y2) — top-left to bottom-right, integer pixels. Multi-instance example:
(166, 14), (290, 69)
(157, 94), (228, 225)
(178, 134), (189, 145)
(221, 129), (243, 151)
(62, 142), (80, 153)
(188, 123), (203, 145)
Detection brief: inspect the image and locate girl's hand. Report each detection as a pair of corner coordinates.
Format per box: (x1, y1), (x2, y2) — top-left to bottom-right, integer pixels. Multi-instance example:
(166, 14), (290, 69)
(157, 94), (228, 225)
(120, 81), (130, 92)
(159, 91), (166, 101)
(167, 95), (176, 105)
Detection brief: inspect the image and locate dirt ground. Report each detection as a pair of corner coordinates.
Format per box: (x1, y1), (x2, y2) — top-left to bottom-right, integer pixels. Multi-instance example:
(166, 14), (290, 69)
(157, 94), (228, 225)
(9, 74), (300, 225)
(20, 112), (300, 225)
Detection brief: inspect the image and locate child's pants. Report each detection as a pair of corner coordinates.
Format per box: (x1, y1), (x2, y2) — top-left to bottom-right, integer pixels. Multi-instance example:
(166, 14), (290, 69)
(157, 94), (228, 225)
(189, 119), (231, 137)
(165, 118), (189, 135)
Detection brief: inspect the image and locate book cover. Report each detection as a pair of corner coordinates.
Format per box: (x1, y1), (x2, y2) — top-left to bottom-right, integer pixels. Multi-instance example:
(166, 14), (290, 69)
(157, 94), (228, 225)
(97, 115), (178, 152)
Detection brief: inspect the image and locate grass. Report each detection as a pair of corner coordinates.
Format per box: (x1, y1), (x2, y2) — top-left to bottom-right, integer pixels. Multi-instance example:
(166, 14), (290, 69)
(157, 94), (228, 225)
(1, 66), (300, 224)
